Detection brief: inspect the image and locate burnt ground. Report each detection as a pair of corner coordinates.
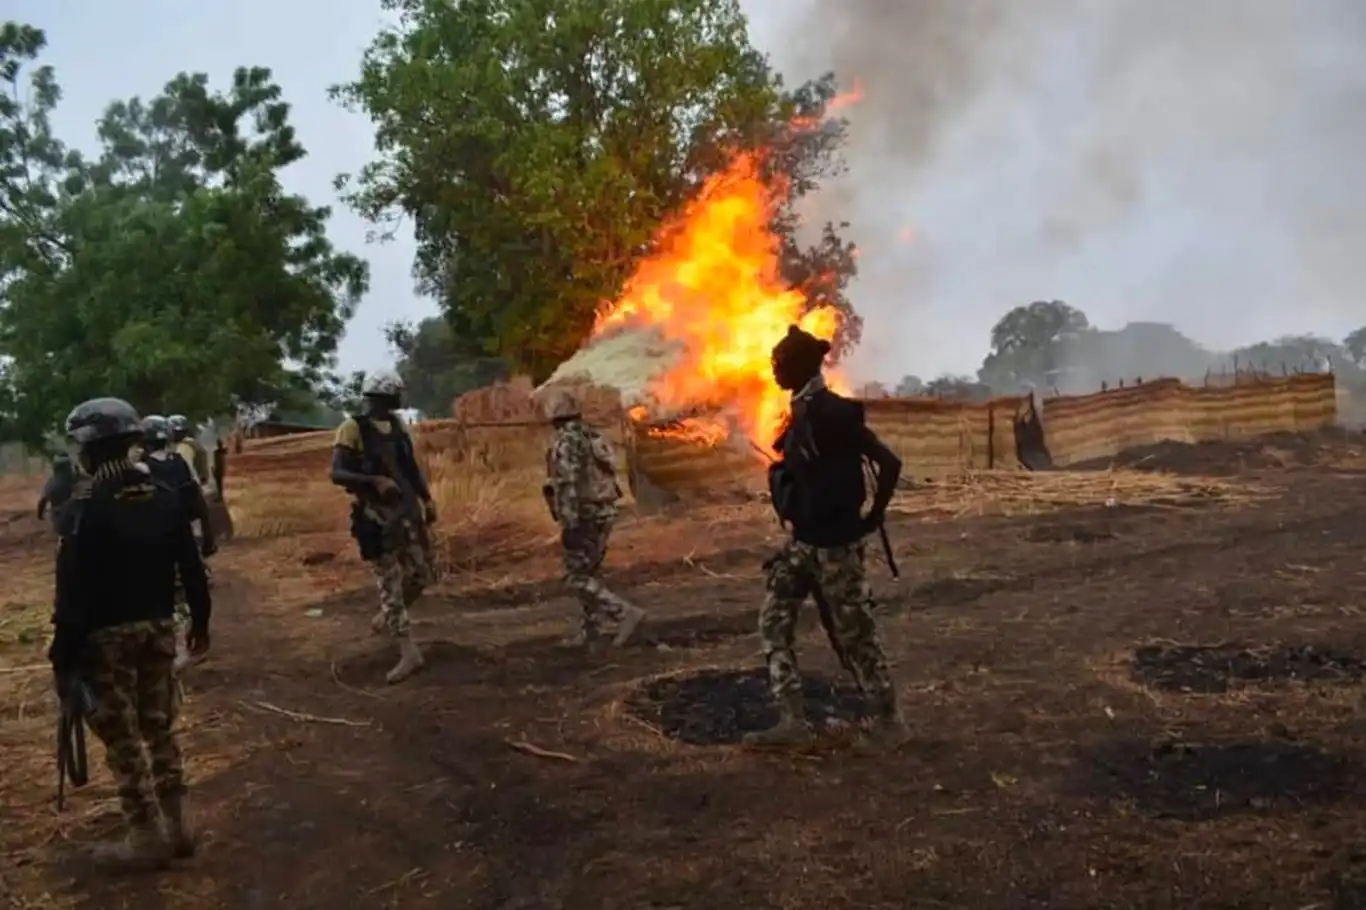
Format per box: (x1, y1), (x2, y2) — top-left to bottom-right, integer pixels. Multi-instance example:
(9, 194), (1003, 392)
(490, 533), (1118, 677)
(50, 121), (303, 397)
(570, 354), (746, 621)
(4, 454), (1366, 908)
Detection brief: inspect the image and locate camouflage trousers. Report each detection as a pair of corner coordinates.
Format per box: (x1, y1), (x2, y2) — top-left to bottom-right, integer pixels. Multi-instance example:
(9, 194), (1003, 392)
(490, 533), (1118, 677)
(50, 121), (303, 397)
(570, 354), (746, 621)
(562, 512), (633, 635)
(371, 516), (436, 637)
(83, 620), (184, 824)
(759, 539), (896, 705)
(173, 552), (212, 632)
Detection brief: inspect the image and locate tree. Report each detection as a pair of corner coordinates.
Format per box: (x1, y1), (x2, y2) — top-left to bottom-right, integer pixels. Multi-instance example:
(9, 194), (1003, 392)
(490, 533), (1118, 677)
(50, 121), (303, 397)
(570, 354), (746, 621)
(0, 22), (368, 448)
(1345, 327), (1366, 369)
(978, 300), (1091, 393)
(332, 0), (859, 379)
(385, 317), (509, 416)
(894, 374), (925, 397)
(924, 374), (990, 400)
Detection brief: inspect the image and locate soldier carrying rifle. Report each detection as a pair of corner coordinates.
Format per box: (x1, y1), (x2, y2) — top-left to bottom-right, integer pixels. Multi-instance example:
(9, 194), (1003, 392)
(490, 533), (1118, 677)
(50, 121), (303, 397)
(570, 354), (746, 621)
(748, 325), (908, 750)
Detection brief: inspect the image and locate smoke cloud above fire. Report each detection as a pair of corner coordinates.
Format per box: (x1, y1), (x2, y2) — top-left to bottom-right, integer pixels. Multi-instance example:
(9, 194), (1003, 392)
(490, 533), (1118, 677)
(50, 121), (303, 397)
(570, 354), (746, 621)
(744, 0), (1366, 383)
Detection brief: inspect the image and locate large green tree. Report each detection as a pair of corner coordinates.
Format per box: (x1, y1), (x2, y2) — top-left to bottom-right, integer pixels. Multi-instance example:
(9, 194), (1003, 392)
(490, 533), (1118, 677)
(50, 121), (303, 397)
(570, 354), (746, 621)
(0, 22), (368, 448)
(385, 317), (508, 417)
(977, 300), (1092, 393)
(333, 0), (859, 380)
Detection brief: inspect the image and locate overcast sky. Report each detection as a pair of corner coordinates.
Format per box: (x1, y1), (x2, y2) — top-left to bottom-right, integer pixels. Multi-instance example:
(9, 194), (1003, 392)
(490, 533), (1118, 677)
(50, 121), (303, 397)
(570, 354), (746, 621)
(11, 1), (1365, 384)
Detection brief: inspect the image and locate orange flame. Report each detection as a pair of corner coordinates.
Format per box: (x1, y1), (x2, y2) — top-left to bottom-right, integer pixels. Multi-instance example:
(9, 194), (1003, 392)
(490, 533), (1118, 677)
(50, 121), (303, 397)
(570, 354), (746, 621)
(593, 153), (845, 448)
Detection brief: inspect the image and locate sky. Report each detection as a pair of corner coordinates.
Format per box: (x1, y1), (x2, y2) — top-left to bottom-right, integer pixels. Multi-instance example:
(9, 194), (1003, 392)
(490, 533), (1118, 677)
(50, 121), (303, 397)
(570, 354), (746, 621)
(11, 1), (1366, 385)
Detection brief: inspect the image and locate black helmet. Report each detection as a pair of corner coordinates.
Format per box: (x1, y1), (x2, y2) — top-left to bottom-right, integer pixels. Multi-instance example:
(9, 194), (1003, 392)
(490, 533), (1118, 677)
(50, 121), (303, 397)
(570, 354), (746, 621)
(142, 414), (170, 446)
(65, 397), (142, 446)
(167, 414), (191, 441)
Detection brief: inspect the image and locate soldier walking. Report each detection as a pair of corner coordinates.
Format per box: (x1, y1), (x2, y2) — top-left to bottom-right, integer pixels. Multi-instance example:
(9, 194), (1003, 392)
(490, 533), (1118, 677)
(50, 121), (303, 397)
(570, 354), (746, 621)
(745, 326), (908, 750)
(49, 397), (211, 870)
(541, 388), (645, 648)
(138, 415), (216, 671)
(330, 371), (437, 683)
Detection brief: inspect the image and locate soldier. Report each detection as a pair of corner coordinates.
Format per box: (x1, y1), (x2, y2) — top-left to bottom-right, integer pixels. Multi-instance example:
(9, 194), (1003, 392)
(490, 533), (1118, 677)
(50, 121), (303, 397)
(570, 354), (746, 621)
(541, 388), (645, 648)
(745, 325), (907, 749)
(330, 371), (437, 683)
(167, 415), (215, 499)
(37, 449), (79, 534)
(139, 415), (216, 671)
(48, 397), (211, 870)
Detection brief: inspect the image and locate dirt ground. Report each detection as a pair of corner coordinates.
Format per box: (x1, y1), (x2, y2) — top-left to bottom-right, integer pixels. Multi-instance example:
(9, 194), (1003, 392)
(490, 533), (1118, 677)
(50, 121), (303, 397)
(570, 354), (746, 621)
(4, 435), (1366, 909)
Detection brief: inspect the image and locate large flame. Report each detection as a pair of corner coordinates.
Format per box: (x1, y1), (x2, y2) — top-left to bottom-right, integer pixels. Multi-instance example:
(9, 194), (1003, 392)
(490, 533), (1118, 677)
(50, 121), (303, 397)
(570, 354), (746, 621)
(592, 153), (846, 449)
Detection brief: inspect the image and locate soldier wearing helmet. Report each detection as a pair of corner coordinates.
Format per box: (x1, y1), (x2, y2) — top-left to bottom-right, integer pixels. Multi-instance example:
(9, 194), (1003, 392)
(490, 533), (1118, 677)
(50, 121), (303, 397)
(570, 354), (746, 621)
(49, 397), (210, 870)
(138, 414), (217, 671)
(37, 441), (81, 534)
(540, 386), (645, 648)
(330, 369), (437, 683)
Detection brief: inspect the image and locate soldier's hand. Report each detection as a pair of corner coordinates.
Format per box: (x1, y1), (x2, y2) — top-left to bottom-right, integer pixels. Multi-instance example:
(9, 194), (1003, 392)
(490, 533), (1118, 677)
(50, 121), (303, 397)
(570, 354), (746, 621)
(372, 476), (399, 496)
(201, 538), (218, 558)
(186, 625), (211, 656)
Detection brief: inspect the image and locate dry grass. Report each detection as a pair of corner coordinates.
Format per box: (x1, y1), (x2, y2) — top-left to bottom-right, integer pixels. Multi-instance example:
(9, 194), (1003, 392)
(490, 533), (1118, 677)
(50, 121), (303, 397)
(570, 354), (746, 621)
(890, 469), (1275, 519)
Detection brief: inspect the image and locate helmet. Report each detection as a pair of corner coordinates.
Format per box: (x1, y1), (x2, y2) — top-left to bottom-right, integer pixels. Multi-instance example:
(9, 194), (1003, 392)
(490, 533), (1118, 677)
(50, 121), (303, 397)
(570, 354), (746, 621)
(142, 414), (170, 446)
(362, 370), (404, 399)
(166, 414), (192, 440)
(65, 397), (142, 446)
(542, 388), (582, 421)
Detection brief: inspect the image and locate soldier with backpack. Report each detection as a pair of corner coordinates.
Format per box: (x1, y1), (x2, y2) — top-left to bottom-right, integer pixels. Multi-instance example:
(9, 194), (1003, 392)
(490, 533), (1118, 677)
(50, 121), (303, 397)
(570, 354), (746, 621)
(746, 325), (908, 751)
(330, 371), (437, 684)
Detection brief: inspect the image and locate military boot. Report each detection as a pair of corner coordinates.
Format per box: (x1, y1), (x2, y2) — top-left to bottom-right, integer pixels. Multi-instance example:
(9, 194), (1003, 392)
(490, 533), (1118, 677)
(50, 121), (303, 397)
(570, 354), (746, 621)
(742, 694), (812, 747)
(855, 692), (910, 753)
(612, 605), (646, 647)
(91, 808), (172, 873)
(159, 791), (198, 858)
(385, 634), (424, 684)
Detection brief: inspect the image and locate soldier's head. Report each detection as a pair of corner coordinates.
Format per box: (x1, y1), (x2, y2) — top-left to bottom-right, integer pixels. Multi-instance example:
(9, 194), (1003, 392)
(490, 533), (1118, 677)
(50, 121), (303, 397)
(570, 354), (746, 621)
(142, 414), (170, 451)
(770, 325), (831, 392)
(166, 414), (192, 442)
(65, 397), (143, 471)
(541, 388), (582, 426)
(361, 370), (404, 416)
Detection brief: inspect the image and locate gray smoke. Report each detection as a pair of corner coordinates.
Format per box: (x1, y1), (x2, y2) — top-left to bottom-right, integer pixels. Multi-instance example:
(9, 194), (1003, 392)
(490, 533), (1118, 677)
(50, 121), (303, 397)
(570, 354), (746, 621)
(757, 0), (1366, 384)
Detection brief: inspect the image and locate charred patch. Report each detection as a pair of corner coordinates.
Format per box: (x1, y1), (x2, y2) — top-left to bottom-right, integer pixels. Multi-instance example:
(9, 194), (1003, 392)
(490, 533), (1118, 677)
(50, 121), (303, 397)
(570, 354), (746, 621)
(640, 611), (755, 650)
(910, 573), (1027, 607)
(1081, 738), (1352, 820)
(1024, 522), (1116, 543)
(631, 668), (867, 746)
(1131, 643), (1364, 693)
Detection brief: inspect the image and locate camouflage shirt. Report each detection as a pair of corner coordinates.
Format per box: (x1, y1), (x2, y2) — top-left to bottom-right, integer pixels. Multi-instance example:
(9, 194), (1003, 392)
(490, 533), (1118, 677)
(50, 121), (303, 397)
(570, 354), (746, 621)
(546, 418), (620, 524)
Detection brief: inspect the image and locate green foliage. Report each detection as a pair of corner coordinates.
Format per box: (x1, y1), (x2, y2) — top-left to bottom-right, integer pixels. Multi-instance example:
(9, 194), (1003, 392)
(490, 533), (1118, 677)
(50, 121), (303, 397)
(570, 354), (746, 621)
(0, 22), (368, 448)
(1342, 326), (1366, 369)
(977, 300), (1092, 392)
(894, 374), (925, 397)
(385, 317), (509, 417)
(333, 0), (859, 379)
(924, 374), (991, 400)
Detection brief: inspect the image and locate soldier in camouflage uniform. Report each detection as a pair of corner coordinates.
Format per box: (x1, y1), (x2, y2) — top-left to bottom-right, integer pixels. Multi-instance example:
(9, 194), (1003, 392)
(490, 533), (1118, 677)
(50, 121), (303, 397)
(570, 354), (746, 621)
(330, 370), (437, 683)
(50, 397), (211, 870)
(541, 388), (645, 648)
(139, 415), (216, 672)
(745, 326), (908, 750)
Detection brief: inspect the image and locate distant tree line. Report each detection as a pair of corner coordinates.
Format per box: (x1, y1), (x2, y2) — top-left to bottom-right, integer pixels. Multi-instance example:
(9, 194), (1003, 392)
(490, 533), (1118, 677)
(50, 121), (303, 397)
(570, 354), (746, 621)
(893, 300), (1366, 401)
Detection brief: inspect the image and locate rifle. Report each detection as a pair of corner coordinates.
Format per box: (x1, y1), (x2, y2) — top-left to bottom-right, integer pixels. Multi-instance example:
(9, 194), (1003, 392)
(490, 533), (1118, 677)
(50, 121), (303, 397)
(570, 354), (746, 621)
(55, 675), (93, 810)
(368, 421), (432, 552)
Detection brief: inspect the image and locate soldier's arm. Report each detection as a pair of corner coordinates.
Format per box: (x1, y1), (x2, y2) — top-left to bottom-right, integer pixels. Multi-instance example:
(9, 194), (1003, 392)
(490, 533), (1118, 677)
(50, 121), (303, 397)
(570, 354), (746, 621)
(173, 504), (212, 631)
(48, 504), (90, 675)
(855, 423), (901, 523)
(330, 418), (380, 490)
(550, 433), (585, 524)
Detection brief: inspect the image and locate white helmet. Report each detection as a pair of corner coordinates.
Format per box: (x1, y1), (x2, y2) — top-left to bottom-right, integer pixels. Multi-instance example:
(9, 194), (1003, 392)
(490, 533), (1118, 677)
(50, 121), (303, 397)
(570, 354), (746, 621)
(361, 370), (404, 398)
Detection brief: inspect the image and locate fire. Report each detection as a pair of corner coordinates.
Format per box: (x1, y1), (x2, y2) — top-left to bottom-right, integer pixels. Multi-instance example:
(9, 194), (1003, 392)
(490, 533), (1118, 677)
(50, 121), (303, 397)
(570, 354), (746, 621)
(592, 153), (846, 449)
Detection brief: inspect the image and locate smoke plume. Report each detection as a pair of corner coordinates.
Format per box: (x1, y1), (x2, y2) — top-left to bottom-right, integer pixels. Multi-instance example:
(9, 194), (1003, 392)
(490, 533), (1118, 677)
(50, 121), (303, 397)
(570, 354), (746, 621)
(759, 0), (1366, 383)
